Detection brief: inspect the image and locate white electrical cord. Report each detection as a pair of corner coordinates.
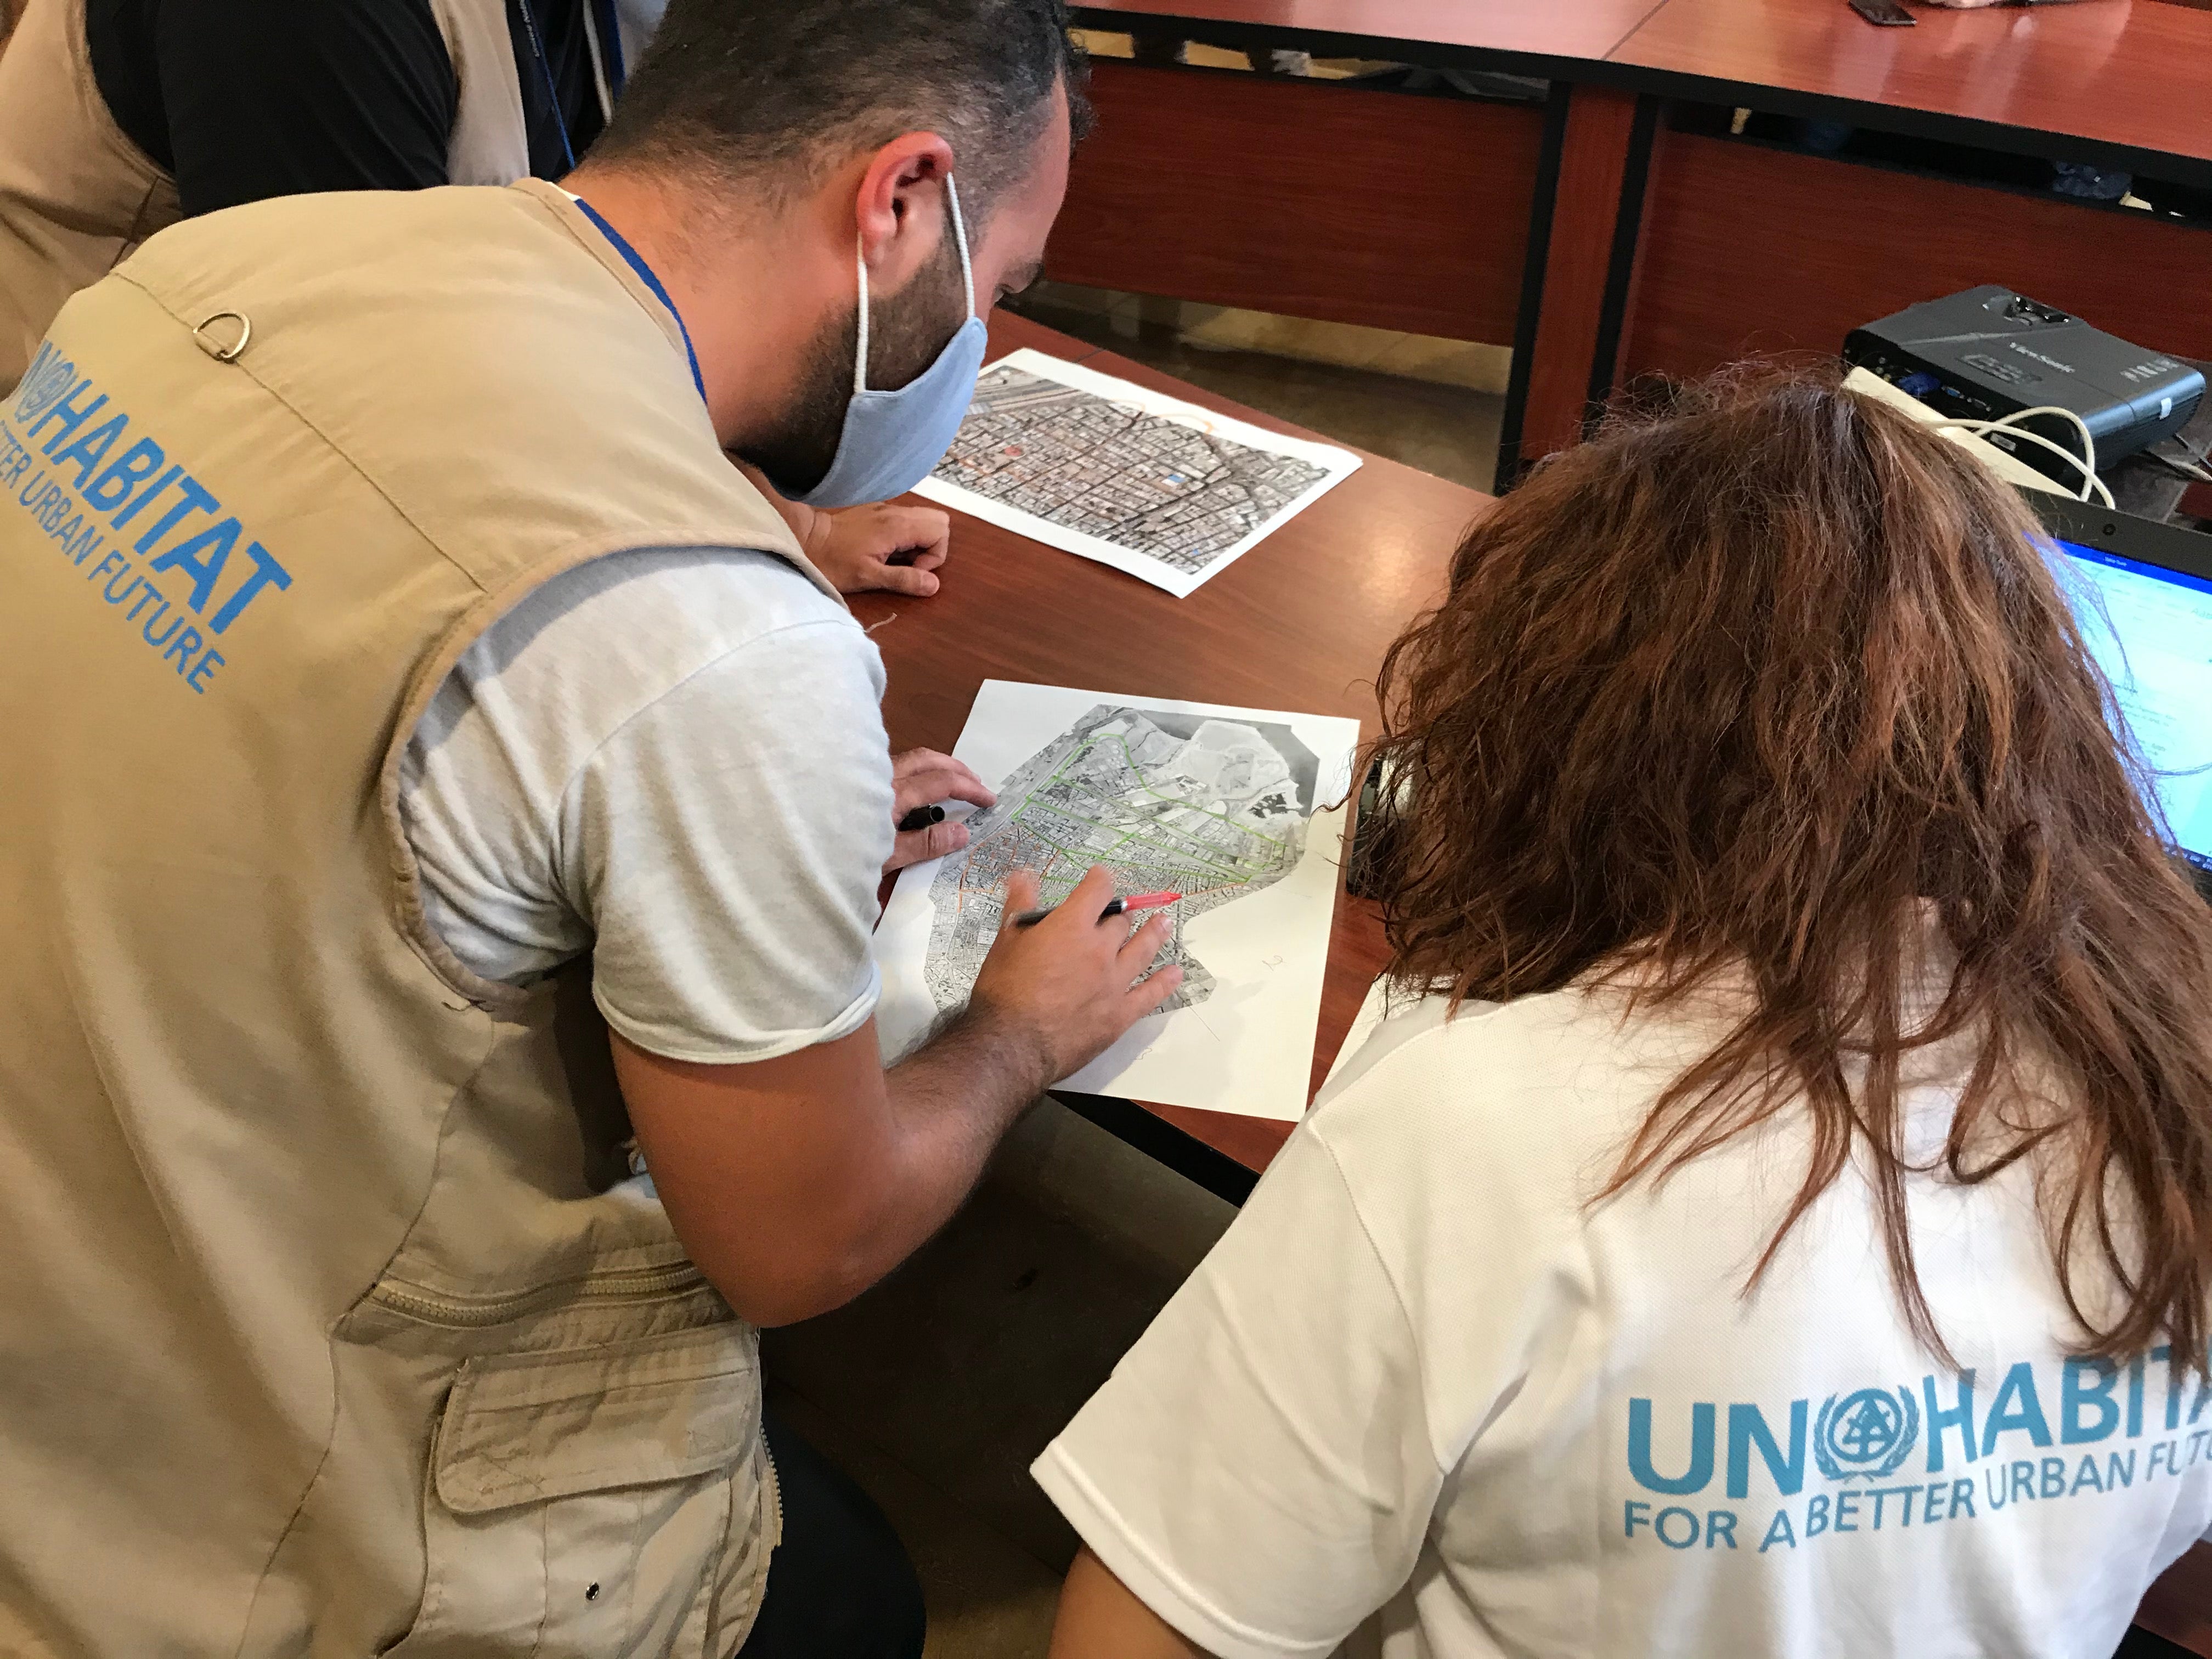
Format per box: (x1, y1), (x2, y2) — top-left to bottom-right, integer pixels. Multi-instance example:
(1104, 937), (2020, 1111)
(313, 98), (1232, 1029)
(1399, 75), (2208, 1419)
(1934, 405), (2115, 508)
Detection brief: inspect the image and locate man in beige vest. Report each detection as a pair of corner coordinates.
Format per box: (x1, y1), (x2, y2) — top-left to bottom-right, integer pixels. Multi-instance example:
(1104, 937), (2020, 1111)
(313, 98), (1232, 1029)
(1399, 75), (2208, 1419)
(0, 0), (961, 604)
(0, 2), (1170, 1655)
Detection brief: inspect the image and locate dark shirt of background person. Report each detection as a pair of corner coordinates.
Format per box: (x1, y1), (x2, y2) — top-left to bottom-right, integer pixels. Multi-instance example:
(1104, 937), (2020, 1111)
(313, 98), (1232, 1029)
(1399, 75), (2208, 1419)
(84, 0), (614, 217)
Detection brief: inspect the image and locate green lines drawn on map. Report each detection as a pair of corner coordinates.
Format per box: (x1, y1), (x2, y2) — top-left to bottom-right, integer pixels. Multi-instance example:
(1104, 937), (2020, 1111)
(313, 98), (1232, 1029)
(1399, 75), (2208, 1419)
(1004, 733), (1290, 885)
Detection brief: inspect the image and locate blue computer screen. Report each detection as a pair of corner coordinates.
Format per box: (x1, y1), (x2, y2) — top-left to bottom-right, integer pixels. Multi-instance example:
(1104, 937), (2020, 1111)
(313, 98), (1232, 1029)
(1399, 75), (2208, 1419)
(2053, 539), (2212, 871)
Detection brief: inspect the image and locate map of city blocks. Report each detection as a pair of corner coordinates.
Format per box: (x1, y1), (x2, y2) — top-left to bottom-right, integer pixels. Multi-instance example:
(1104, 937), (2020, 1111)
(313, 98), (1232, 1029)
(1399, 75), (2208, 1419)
(929, 363), (1331, 577)
(922, 706), (1321, 1016)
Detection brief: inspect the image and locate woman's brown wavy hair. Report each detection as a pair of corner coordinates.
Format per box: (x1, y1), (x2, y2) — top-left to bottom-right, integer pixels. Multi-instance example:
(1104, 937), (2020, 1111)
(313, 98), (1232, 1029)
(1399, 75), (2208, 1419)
(1362, 368), (2212, 1364)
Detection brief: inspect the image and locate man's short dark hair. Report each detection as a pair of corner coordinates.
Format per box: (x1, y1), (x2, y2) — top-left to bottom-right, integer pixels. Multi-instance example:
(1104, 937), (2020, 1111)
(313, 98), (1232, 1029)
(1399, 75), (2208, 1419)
(594, 0), (1089, 218)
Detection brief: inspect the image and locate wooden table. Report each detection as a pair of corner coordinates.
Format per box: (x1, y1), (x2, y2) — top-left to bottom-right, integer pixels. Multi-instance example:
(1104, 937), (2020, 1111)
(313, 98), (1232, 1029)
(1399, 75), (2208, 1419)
(1071, 0), (2212, 175)
(854, 311), (1481, 1189)
(1608, 0), (2212, 174)
(1059, 0), (2212, 474)
(1066, 0), (1679, 61)
(1583, 0), (2212, 472)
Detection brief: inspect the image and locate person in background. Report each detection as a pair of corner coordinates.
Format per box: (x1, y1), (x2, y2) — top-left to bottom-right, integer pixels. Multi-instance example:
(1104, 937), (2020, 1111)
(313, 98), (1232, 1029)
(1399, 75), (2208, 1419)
(1038, 371), (2212, 1658)
(0, 3), (1167, 1656)
(0, 0), (654, 392)
(0, 0), (970, 602)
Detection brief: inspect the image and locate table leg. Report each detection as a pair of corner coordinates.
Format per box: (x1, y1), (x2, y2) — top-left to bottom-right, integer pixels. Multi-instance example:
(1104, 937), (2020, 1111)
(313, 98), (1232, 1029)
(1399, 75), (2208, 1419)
(1502, 82), (1659, 478)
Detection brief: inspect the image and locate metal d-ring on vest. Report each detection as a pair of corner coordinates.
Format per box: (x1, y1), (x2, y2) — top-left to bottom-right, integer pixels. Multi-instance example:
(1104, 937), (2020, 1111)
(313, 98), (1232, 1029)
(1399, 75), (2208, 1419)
(191, 311), (251, 362)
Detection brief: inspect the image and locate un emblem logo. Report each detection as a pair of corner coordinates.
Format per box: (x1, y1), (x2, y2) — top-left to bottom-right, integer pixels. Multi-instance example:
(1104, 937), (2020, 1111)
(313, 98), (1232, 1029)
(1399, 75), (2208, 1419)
(11, 346), (76, 427)
(1814, 1380), (1920, 1486)
(1813, 1386), (1920, 1481)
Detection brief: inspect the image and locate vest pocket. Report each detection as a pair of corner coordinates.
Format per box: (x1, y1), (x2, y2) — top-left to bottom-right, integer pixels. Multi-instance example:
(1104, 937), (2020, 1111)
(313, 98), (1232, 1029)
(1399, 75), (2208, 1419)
(382, 1322), (770, 1658)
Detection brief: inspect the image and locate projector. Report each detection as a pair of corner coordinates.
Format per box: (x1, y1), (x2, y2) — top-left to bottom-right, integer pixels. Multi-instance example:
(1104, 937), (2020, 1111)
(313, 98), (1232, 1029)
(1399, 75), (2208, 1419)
(1843, 286), (2203, 486)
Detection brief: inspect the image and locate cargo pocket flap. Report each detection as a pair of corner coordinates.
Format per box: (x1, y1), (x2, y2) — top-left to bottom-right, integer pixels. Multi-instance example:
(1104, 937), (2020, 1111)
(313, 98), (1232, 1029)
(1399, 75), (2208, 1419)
(433, 1323), (757, 1514)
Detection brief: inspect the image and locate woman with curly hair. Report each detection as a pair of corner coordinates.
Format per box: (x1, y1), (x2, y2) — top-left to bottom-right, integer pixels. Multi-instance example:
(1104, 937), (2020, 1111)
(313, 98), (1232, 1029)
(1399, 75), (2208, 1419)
(1040, 371), (2212, 1659)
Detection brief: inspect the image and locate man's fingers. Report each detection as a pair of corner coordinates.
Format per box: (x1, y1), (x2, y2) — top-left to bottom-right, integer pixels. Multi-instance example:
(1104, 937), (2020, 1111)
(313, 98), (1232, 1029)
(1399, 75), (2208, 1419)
(936, 759), (995, 809)
(894, 820), (967, 864)
(867, 505), (951, 567)
(872, 562), (940, 598)
(1117, 913), (1174, 972)
(1127, 963), (1186, 1017)
(890, 758), (996, 816)
(884, 819), (969, 873)
(891, 750), (978, 804)
(891, 748), (955, 781)
(891, 505), (952, 564)
(1000, 869), (1043, 930)
(892, 748), (986, 793)
(1067, 865), (1116, 918)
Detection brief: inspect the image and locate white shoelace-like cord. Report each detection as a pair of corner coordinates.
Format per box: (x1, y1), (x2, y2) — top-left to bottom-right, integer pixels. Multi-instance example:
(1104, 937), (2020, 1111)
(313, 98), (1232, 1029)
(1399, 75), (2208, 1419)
(1935, 404), (2114, 508)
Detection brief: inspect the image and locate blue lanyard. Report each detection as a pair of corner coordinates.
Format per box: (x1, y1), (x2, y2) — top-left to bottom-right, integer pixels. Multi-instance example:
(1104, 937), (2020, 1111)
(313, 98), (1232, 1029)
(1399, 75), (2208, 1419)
(573, 197), (708, 405)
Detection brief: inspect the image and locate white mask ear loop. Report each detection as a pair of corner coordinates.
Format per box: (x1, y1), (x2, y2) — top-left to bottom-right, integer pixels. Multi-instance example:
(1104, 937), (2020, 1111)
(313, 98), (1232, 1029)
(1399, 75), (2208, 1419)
(852, 235), (872, 396)
(946, 173), (975, 318)
(853, 171), (974, 397)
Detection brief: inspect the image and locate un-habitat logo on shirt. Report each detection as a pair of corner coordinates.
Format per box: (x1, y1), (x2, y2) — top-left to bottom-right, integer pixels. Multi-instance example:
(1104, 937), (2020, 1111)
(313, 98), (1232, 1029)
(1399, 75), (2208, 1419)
(1620, 1350), (2210, 1554)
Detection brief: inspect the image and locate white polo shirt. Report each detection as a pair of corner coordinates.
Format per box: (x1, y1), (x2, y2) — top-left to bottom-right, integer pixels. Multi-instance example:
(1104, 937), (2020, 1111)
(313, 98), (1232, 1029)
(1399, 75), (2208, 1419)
(1036, 978), (2212, 1658)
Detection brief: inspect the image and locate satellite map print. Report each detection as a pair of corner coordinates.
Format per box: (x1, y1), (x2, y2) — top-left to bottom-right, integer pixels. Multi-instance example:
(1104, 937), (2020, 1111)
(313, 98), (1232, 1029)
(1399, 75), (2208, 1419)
(928, 362), (1331, 576)
(923, 704), (1320, 1015)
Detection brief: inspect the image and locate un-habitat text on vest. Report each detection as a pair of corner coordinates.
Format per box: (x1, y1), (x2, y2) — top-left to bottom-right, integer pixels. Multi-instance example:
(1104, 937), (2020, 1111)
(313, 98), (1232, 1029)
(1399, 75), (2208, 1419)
(4, 341), (292, 694)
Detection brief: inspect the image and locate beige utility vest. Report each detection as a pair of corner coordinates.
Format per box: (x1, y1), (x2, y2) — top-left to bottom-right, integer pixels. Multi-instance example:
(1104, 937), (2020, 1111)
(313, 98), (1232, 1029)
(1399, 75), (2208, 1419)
(0, 179), (841, 1656)
(0, 0), (540, 394)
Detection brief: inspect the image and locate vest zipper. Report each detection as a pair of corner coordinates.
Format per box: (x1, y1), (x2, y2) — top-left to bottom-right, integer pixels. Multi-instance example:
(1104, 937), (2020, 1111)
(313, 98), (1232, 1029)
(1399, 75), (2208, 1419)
(764, 1435), (782, 1541)
(366, 1260), (708, 1328)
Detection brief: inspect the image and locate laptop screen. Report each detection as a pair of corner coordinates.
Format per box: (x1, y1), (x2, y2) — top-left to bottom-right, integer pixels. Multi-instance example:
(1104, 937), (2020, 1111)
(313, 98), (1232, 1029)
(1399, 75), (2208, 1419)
(2052, 538), (2212, 873)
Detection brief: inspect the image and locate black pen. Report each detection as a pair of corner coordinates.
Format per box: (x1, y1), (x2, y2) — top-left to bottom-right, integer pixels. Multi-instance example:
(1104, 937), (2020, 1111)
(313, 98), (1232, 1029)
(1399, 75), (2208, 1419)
(1013, 891), (1182, 928)
(897, 805), (946, 833)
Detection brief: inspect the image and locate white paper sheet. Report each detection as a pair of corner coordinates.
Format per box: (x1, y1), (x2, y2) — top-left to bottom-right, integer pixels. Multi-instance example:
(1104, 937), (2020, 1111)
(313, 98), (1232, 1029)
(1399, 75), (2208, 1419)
(875, 680), (1362, 1121)
(912, 348), (1362, 598)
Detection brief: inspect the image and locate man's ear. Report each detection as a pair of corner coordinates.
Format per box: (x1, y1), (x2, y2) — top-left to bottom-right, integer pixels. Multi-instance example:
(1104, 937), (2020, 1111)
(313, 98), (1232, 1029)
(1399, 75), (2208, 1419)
(854, 133), (958, 294)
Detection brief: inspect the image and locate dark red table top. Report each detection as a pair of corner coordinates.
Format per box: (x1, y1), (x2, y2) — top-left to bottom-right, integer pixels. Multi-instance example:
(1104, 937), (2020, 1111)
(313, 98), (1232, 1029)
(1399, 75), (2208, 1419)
(857, 311), (1483, 1170)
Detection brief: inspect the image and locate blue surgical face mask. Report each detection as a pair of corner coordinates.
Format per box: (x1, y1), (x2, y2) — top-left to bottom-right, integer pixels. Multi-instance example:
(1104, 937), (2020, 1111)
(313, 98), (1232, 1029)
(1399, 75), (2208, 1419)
(774, 175), (989, 510)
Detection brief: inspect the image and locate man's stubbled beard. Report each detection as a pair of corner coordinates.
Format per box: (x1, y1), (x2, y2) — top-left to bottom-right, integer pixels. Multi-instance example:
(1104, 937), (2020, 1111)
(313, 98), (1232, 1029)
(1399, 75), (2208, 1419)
(737, 223), (968, 496)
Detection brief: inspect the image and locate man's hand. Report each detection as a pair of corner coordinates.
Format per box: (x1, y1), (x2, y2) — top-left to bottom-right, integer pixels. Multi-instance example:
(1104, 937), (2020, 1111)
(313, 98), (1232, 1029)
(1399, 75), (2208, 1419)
(963, 866), (1185, 1084)
(614, 865), (1183, 1328)
(728, 458), (950, 596)
(804, 501), (952, 597)
(886, 749), (995, 872)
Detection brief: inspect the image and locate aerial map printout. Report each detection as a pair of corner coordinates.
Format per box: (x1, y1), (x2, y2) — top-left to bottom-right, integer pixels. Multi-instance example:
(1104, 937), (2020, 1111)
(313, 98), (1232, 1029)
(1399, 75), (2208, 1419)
(876, 681), (1362, 1121)
(912, 349), (1362, 598)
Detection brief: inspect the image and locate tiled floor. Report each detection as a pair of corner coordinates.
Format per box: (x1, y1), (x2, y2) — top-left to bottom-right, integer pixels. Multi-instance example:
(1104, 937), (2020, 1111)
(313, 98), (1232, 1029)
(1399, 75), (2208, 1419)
(761, 1099), (1237, 1658)
(1071, 26), (1380, 80)
(770, 292), (1504, 1657)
